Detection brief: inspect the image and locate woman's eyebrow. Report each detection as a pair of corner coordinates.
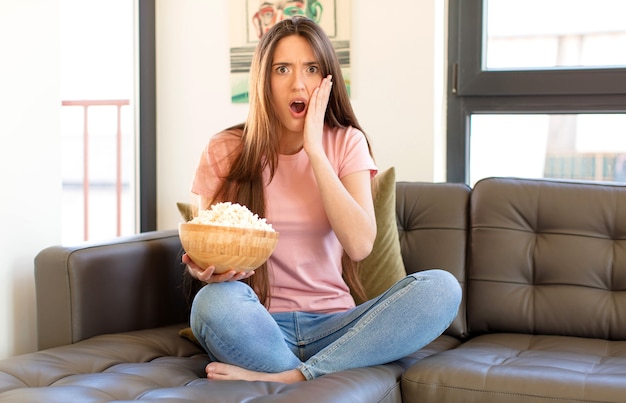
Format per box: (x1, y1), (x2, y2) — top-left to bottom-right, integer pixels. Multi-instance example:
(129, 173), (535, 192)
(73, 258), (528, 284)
(272, 61), (318, 67)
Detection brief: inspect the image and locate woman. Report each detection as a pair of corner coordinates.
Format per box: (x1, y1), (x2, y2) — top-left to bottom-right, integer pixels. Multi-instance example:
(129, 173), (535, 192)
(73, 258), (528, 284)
(183, 16), (461, 384)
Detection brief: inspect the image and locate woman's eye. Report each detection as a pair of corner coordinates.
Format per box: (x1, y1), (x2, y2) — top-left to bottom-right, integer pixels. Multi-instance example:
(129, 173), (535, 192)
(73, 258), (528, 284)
(276, 66), (288, 74)
(307, 66), (319, 74)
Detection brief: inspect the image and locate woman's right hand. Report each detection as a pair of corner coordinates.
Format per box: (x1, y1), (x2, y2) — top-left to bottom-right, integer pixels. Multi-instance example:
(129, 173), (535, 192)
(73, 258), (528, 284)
(182, 253), (255, 283)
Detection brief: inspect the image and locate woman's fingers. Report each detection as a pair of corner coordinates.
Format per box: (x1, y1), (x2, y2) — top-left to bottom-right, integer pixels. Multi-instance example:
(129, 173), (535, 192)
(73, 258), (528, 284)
(312, 75), (332, 115)
(209, 269), (254, 283)
(183, 254), (254, 283)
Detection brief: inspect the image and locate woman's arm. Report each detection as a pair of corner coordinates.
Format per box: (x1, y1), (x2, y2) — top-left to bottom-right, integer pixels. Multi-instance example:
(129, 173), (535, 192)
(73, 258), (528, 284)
(308, 154), (376, 261)
(304, 76), (376, 261)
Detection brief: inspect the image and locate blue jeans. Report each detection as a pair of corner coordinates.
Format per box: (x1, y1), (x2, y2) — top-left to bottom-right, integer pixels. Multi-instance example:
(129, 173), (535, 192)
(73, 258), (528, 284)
(190, 269), (461, 380)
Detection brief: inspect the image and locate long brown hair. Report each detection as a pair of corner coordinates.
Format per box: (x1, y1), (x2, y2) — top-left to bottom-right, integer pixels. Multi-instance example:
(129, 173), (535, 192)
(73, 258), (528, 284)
(187, 17), (371, 308)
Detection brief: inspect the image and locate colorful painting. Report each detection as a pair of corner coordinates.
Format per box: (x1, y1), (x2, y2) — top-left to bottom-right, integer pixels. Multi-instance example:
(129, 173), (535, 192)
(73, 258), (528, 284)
(229, 0), (351, 103)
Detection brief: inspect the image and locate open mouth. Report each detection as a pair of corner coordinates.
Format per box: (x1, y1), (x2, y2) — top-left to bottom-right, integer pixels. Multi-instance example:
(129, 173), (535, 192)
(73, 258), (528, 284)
(290, 101), (306, 114)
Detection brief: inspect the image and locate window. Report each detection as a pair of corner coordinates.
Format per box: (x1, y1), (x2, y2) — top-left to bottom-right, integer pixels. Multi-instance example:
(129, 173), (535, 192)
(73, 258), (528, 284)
(447, 0), (626, 185)
(59, 0), (155, 243)
(60, 0), (135, 243)
(485, 0), (626, 70)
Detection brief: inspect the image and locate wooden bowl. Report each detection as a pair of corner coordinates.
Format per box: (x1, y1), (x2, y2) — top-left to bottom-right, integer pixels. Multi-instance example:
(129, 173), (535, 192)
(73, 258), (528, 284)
(178, 222), (279, 273)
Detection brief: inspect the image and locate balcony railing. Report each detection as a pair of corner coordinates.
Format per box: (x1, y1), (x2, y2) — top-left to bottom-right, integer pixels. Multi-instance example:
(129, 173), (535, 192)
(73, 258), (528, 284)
(61, 99), (131, 241)
(544, 152), (626, 182)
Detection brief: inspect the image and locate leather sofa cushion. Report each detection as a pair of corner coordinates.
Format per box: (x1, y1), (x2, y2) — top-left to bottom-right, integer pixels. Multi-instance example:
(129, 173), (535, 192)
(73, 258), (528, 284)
(402, 333), (626, 403)
(468, 177), (626, 340)
(0, 325), (207, 402)
(396, 181), (471, 339)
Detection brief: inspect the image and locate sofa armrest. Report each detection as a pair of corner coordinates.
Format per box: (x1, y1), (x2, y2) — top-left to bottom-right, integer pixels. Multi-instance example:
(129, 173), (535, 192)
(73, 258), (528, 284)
(35, 230), (188, 350)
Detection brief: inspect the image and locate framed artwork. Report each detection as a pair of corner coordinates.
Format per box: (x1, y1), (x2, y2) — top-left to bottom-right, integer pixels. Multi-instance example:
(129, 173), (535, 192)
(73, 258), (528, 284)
(229, 0), (351, 103)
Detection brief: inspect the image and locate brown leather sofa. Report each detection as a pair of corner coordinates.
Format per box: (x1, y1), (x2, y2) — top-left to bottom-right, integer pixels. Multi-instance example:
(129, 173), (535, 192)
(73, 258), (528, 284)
(1, 177), (625, 402)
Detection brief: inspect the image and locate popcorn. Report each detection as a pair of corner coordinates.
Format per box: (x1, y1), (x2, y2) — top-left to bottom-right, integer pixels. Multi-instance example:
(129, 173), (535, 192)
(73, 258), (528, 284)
(189, 202), (275, 232)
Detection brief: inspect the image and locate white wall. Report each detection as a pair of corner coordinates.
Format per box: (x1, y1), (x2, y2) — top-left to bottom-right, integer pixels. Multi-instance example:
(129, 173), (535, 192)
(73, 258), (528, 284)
(155, 0), (447, 230)
(0, 0), (62, 358)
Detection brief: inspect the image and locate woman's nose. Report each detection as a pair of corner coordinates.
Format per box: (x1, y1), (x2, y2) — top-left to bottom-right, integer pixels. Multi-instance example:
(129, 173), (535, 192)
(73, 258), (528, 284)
(291, 70), (305, 90)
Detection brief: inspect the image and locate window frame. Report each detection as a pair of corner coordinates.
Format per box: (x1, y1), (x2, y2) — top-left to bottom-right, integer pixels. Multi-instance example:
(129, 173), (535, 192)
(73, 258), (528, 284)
(447, 0), (626, 183)
(139, 0), (156, 231)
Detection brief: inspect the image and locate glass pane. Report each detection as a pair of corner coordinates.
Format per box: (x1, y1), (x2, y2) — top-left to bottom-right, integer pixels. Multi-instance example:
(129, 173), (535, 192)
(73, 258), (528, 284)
(60, 0), (137, 244)
(469, 114), (626, 186)
(485, 0), (626, 69)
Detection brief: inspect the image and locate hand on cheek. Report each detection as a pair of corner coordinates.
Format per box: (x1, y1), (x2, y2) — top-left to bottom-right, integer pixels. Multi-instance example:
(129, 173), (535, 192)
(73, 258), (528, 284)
(304, 75), (332, 153)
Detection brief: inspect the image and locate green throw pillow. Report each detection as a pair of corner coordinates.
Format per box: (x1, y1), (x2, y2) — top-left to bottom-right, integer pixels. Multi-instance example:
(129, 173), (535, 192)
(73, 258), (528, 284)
(178, 326), (201, 346)
(177, 202), (196, 222)
(356, 167), (406, 303)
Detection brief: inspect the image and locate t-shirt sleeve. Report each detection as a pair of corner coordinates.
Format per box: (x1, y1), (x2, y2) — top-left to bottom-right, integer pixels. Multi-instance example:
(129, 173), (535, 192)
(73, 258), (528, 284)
(329, 126), (378, 179)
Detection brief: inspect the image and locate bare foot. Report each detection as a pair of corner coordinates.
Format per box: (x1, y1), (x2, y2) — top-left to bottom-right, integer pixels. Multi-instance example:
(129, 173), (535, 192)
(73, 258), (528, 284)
(205, 362), (306, 384)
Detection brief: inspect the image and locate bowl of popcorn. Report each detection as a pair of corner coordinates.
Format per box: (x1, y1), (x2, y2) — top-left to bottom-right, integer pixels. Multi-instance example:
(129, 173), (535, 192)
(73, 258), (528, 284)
(178, 202), (279, 273)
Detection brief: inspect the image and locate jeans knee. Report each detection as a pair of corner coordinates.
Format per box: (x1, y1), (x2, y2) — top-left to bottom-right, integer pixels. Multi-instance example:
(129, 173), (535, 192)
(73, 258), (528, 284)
(191, 281), (258, 323)
(410, 269), (462, 315)
(432, 268), (461, 293)
(433, 269), (462, 318)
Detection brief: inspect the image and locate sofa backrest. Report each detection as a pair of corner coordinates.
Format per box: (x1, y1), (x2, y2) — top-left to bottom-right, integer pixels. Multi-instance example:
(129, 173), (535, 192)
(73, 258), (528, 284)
(468, 177), (626, 340)
(396, 181), (471, 339)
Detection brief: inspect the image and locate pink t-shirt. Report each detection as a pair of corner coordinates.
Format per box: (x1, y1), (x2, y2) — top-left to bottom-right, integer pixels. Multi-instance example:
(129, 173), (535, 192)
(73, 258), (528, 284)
(191, 125), (377, 313)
